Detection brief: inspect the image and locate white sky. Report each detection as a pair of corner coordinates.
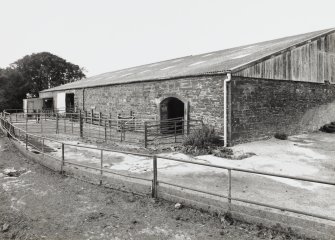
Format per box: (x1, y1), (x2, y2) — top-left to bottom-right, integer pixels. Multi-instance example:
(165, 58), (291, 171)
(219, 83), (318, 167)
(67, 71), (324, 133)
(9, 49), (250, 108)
(0, 0), (334, 77)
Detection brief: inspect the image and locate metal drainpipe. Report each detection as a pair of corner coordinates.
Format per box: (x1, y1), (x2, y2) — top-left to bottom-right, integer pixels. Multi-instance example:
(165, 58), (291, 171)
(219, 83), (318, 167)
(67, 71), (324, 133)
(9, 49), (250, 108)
(223, 71), (232, 147)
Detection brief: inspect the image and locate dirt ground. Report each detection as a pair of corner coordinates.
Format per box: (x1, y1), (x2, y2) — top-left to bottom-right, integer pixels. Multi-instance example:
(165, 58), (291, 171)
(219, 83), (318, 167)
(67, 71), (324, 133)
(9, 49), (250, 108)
(0, 132), (308, 240)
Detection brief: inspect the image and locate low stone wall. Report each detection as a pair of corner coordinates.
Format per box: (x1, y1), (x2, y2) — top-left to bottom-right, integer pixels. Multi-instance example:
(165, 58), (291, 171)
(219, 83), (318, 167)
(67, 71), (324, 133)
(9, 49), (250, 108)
(230, 77), (335, 144)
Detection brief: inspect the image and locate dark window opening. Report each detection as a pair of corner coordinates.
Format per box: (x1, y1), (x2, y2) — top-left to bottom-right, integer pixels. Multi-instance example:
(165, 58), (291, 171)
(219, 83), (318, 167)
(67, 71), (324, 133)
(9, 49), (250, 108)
(42, 98), (54, 112)
(66, 93), (75, 112)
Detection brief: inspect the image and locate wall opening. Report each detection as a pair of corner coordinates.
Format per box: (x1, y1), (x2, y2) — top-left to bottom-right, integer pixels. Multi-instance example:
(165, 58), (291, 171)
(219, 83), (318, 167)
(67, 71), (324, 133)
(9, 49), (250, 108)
(43, 98), (54, 111)
(160, 97), (185, 133)
(65, 93), (75, 112)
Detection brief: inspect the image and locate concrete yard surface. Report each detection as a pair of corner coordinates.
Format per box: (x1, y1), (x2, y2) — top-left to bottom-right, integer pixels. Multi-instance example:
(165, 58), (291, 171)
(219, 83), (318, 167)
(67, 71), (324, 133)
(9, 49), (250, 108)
(0, 130), (310, 240)
(35, 131), (335, 223)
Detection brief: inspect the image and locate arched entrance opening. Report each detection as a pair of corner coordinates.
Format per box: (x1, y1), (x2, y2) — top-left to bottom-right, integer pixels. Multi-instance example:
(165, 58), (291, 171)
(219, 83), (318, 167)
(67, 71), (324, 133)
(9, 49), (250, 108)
(160, 97), (185, 134)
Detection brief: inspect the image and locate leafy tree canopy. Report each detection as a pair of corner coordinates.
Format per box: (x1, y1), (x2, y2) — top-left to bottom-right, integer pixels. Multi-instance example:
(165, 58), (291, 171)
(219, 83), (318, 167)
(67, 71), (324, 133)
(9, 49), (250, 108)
(0, 52), (85, 111)
(12, 52), (86, 96)
(0, 68), (29, 111)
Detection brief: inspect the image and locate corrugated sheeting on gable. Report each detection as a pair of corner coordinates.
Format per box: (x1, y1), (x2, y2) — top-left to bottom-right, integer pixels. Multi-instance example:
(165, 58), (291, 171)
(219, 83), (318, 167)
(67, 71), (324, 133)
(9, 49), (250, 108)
(235, 32), (335, 83)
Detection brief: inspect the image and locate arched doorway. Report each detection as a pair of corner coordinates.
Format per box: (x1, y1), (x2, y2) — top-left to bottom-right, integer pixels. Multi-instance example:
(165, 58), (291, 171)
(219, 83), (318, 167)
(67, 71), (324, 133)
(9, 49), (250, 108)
(160, 97), (185, 133)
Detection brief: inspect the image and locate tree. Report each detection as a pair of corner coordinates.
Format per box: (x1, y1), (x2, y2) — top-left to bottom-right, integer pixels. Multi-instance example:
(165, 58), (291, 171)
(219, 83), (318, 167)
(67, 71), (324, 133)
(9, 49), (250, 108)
(12, 52), (86, 96)
(0, 68), (29, 111)
(0, 52), (85, 111)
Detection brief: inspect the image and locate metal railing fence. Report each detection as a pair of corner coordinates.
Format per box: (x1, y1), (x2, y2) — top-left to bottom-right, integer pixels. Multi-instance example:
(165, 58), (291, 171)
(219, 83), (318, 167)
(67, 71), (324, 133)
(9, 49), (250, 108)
(1, 112), (335, 223)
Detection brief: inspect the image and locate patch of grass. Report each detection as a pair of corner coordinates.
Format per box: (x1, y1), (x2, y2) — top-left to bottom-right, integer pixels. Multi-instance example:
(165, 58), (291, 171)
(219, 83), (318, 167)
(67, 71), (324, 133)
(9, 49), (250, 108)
(182, 126), (224, 156)
(183, 126), (223, 149)
(274, 133), (288, 140)
(212, 147), (234, 158)
(181, 125), (255, 159)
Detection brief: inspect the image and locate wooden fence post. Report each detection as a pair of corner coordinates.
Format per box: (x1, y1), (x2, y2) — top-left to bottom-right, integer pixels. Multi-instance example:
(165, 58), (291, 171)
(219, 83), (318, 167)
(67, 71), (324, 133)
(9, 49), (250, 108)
(152, 155), (158, 198)
(99, 112), (102, 138)
(61, 143), (65, 174)
(79, 110), (83, 138)
(144, 122), (148, 148)
(41, 115), (43, 134)
(42, 137), (44, 158)
(228, 169), (232, 211)
(100, 149), (103, 185)
(120, 122), (123, 142)
(25, 133), (28, 150)
(109, 113), (112, 140)
(64, 116), (66, 133)
(56, 113), (59, 134)
(25, 115), (28, 133)
(71, 114), (74, 134)
(104, 120), (107, 142)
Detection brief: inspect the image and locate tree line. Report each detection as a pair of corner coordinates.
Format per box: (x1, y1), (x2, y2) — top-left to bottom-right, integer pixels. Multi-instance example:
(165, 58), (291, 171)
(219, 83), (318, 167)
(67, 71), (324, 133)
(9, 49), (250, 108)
(0, 52), (85, 111)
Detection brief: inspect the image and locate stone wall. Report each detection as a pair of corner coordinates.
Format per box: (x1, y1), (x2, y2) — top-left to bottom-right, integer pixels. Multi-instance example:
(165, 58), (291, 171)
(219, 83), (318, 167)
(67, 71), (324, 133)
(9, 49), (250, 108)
(74, 76), (227, 132)
(230, 76), (335, 144)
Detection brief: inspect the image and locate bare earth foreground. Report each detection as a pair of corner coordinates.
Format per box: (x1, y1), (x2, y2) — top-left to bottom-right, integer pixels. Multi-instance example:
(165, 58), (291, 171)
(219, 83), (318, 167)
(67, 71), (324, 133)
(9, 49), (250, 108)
(0, 132), (308, 240)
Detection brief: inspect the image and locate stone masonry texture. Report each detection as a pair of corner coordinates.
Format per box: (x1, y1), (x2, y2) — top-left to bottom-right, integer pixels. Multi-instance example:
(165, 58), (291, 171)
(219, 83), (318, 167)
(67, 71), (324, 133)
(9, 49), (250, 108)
(72, 74), (335, 146)
(73, 76), (227, 133)
(231, 76), (335, 144)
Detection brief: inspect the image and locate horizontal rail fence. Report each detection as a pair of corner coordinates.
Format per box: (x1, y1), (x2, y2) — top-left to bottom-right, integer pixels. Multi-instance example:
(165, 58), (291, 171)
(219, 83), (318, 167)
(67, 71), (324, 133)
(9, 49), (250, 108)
(1, 114), (335, 223)
(5, 110), (206, 147)
(144, 118), (204, 147)
(3, 110), (150, 145)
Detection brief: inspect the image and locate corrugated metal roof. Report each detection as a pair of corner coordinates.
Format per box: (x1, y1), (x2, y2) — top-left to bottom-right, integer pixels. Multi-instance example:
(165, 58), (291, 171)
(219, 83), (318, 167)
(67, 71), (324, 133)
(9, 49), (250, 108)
(41, 28), (335, 92)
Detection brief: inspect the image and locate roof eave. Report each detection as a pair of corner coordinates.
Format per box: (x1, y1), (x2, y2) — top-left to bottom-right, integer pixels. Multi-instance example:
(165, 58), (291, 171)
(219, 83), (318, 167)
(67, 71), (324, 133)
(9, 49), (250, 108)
(39, 71), (229, 93)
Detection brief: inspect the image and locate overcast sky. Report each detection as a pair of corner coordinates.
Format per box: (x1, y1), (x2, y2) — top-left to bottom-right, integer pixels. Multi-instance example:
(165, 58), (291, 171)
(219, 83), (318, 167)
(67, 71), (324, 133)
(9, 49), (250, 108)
(0, 0), (334, 77)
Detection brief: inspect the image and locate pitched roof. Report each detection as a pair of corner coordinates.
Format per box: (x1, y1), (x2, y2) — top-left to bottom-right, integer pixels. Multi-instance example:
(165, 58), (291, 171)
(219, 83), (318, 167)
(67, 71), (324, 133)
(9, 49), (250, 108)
(41, 28), (335, 92)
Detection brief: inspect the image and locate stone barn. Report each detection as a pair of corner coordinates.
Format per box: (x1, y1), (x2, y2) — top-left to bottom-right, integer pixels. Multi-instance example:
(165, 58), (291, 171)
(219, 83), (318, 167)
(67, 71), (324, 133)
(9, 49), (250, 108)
(39, 28), (335, 146)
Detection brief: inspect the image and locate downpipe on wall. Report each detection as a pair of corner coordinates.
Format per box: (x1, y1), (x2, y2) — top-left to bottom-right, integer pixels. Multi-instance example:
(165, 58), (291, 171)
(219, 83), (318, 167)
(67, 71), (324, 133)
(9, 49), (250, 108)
(223, 71), (232, 147)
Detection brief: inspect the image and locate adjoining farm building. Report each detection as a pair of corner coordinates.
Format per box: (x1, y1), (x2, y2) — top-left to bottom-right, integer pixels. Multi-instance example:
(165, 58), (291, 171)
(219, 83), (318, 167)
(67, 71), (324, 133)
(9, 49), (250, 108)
(39, 28), (335, 146)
